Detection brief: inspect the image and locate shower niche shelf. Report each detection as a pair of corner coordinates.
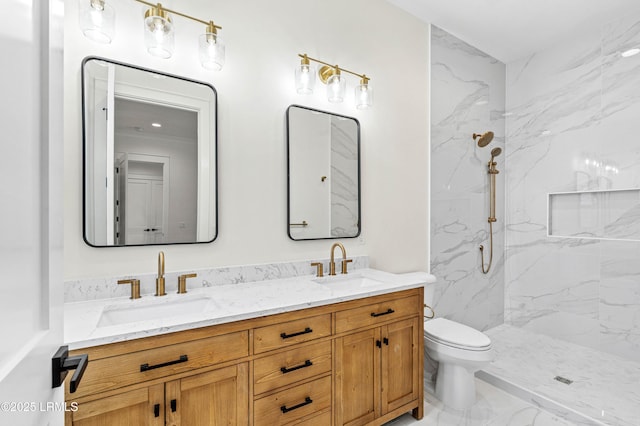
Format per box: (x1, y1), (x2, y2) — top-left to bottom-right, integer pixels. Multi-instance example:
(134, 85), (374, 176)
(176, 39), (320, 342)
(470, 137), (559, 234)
(548, 188), (640, 241)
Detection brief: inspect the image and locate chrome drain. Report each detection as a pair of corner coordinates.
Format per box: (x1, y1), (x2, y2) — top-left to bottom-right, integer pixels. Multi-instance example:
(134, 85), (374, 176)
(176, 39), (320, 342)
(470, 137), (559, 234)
(554, 376), (573, 385)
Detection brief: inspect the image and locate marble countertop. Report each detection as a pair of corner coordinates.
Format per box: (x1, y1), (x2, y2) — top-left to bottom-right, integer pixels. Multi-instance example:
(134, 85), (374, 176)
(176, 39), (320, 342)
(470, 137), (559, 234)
(64, 268), (435, 350)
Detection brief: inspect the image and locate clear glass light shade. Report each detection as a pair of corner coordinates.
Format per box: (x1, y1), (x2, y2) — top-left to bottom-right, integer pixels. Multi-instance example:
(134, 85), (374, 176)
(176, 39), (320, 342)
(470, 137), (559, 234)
(327, 74), (346, 103)
(199, 33), (225, 70)
(79, 0), (115, 44)
(295, 64), (316, 94)
(144, 14), (174, 59)
(355, 83), (373, 109)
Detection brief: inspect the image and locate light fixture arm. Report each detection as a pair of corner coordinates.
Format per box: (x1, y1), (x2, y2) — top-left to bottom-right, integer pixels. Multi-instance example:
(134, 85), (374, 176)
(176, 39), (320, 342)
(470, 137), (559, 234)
(298, 53), (369, 82)
(133, 0), (222, 30)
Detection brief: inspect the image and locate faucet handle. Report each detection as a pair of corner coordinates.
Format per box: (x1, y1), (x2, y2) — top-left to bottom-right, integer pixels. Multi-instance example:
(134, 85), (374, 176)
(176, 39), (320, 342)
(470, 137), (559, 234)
(310, 262), (324, 278)
(341, 259), (353, 274)
(118, 279), (141, 299)
(177, 273), (197, 294)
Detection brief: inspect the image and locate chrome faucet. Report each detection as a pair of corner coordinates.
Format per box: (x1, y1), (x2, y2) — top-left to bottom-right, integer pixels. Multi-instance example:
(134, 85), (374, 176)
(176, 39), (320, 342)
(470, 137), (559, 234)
(155, 251), (166, 296)
(329, 242), (352, 275)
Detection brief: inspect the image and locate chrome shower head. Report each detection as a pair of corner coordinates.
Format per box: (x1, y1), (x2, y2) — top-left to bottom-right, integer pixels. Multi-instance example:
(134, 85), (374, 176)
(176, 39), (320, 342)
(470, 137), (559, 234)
(473, 131), (494, 147)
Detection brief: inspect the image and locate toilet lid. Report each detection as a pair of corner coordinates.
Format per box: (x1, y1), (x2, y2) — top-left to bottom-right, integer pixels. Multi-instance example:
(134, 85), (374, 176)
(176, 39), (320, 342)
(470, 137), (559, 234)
(424, 318), (491, 350)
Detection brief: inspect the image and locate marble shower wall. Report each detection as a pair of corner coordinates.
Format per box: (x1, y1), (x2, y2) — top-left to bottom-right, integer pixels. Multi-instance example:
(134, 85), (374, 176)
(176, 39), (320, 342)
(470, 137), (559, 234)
(430, 26), (506, 331)
(505, 12), (640, 361)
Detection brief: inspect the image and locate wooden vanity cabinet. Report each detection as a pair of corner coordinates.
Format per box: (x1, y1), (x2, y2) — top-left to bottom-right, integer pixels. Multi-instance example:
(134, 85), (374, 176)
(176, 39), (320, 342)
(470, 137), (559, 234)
(334, 295), (423, 426)
(67, 384), (164, 426)
(67, 364), (248, 426)
(65, 287), (424, 426)
(165, 363), (249, 426)
(66, 325), (250, 426)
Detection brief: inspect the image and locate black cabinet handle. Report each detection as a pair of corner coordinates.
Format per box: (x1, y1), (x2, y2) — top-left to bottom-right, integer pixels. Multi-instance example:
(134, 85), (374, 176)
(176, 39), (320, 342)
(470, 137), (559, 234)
(52, 345), (89, 394)
(371, 308), (395, 317)
(154, 404), (160, 417)
(280, 327), (313, 339)
(383, 337), (389, 346)
(281, 397), (313, 413)
(170, 399), (177, 412)
(280, 360), (313, 374)
(140, 355), (188, 372)
(376, 340), (382, 348)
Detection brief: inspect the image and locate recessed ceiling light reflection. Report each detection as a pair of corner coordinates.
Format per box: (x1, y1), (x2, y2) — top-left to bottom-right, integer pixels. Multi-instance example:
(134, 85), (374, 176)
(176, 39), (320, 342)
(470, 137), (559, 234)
(151, 122), (162, 128)
(621, 48), (640, 58)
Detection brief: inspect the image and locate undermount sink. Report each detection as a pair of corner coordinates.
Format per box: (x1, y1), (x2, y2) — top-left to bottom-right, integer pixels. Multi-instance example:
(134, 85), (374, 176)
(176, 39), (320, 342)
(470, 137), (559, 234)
(312, 271), (386, 287)
(97, 295), (214, 327)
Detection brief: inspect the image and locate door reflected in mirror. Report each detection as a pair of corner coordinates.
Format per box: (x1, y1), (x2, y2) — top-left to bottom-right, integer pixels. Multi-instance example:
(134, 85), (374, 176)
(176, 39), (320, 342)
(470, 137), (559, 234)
(82, 57), (217, 246)
(286, 105), (361, 240)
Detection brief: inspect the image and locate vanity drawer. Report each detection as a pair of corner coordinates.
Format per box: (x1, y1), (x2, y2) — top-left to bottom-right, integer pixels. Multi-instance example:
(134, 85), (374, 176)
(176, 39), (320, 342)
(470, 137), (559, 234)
(294, 409), (331, 426)
(254, 375), (331, 426)
(73, 330), (249, 397)
(253, 341), (331, 395)
(254, 314), (331, 354)
(335, 295), (420, 333)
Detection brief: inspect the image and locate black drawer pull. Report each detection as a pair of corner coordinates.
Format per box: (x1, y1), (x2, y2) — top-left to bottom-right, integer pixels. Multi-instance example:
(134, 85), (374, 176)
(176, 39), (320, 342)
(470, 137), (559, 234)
(280, 327), (313, 339)
(383, 337), (389, 346)
(170, 399), (177, 412)
(153, 403), (160, 417)
(371, 308), (395, 317)
(281, 397), (313, 413)
(140, 355), (188, 372)
(280, 360), (313, 374)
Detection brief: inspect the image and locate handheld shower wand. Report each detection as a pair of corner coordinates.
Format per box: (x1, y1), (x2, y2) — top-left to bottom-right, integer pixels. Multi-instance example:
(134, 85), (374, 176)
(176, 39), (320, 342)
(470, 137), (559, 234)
(480, 147), (501, 274)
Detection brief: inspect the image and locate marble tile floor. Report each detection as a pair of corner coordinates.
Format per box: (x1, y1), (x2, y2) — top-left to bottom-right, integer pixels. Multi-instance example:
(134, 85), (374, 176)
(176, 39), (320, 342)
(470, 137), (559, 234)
(478, 324), (640, 426)
(385, 379), (578, 426)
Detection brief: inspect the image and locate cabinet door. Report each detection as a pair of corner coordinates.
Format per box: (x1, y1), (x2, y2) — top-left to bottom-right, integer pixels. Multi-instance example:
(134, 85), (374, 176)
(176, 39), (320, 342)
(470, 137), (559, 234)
(166, 363), (249, 426)
(69, 384), (164, 426)
(334, 328), (381, 426)
(381, 318), (421, 415)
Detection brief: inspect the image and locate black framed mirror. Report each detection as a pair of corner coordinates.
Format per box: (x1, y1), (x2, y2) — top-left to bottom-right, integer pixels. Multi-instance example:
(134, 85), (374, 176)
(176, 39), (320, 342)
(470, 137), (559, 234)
(82, 57), (218, 247)
(286, 105), (361, 240)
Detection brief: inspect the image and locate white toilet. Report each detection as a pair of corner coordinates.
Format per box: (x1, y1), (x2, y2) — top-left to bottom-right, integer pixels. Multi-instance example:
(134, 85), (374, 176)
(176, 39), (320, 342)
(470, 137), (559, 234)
(424, 317), (493, 410)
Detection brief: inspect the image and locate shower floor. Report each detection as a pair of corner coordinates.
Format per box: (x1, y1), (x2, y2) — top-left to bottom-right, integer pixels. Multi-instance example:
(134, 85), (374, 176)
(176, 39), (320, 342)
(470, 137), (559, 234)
(478, 324), (640, 426)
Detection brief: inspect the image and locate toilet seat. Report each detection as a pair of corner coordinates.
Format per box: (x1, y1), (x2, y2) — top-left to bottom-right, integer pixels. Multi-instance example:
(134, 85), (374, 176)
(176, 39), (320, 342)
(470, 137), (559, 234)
(424, 318), (491, 351)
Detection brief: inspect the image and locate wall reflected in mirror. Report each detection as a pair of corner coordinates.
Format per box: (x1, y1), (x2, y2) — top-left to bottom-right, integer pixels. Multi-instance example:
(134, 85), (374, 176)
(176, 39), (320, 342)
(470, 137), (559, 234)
(82, 57), (217, 247)
(287, 105), (361, 240)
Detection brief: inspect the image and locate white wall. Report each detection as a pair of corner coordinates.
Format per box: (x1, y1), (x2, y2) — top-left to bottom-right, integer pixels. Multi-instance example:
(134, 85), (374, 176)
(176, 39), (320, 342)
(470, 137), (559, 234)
(64, 0), (430, 279)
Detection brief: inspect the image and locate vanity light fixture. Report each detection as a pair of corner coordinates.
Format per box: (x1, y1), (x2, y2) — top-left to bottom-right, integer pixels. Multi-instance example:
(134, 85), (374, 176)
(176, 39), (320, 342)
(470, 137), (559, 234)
(78, 0), (225, 70)
(199, 22), (225, 71)
(78, 0), (116, 44)
(142, 2), (174, 58)
(295, 53), (373, 109)
(295, 54), (316, 94)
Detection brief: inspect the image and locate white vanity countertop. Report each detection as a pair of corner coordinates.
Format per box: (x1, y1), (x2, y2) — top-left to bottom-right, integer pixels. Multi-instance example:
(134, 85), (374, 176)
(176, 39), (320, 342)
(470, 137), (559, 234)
(64, 268), (435, 350)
